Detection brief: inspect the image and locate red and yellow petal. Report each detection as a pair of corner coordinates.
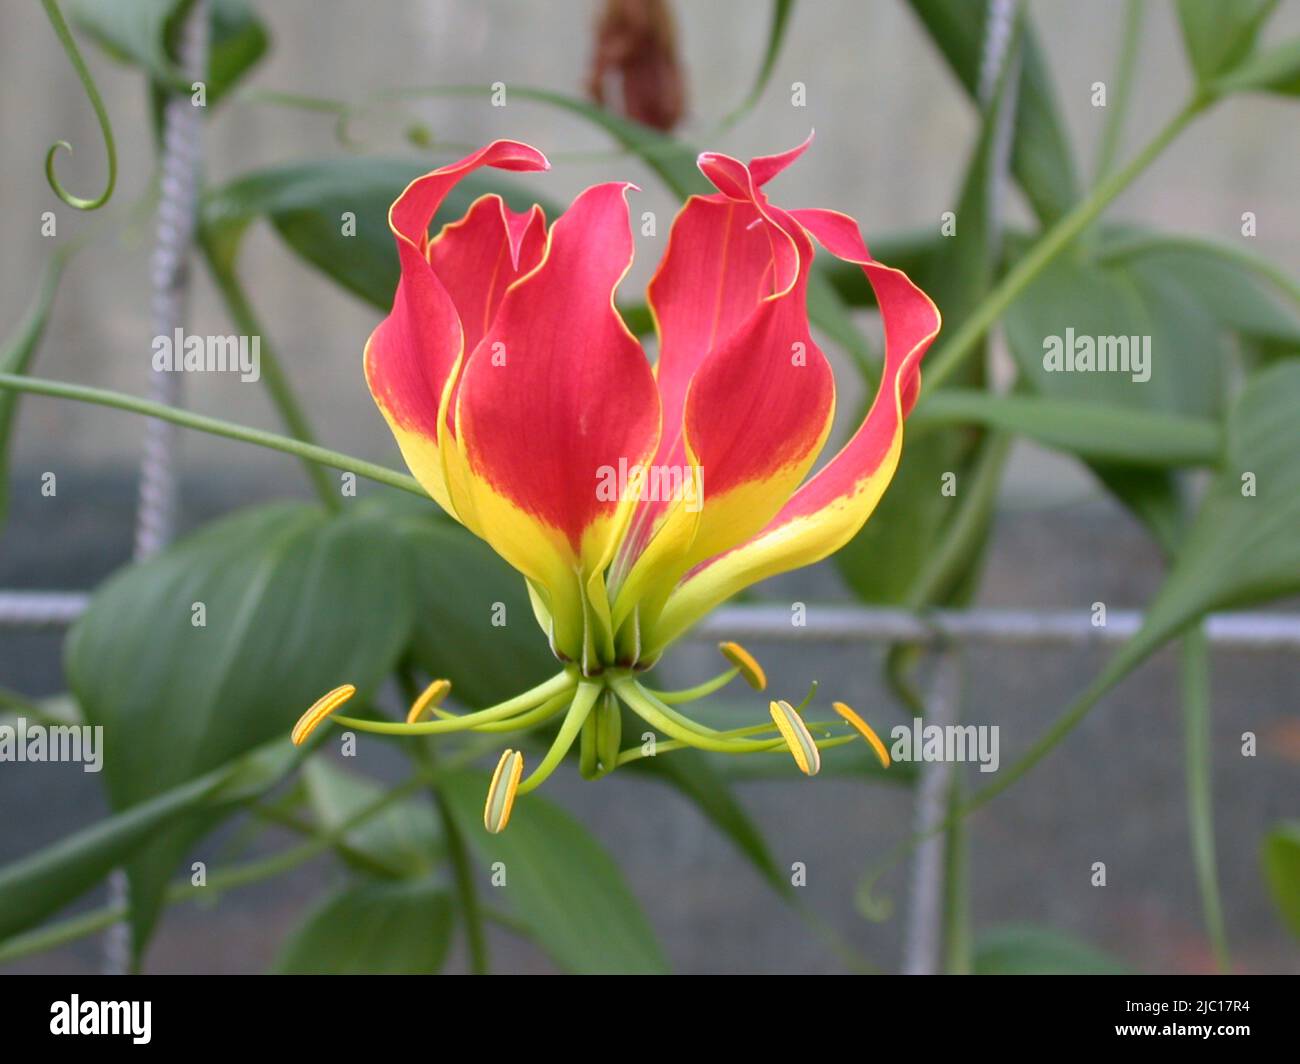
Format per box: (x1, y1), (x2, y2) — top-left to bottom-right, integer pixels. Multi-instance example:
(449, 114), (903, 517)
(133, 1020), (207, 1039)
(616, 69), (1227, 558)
(614, 151), (833, 633)
(453, 182), (661, 662)
(646, 206), (940, 652)
(364, 140), (549, 520)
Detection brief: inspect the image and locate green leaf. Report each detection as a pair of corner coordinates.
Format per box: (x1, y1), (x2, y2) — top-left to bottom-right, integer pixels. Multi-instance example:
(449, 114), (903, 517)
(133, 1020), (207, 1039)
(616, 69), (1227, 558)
(440, 771), (668, 973)
(69, 0), (268, 104)
(835, 16), (1016, 607)
(66, 502), (415, 961)
(913, 391), (1222, 467)
(1211, 35), (1300, 96)
(273, 878), (453, 974)
(1005, 253), (1225, 418)
(627, 749), (788, 896)
(981, 362), (1300, 808)
(0, 251), (70, 534)
(905, 0), (1080, 225)
(973, 925), (1127, 974)
(391, 512), (558, 708)
(303, 760), (440, 879)
(202, 158), (560, 311)
(1118, 361), (1300, 659)
(0, 737), (296, 943)
(1099, 232), (1300, 346)
(1262, 822), (1300, 940)
(1176, 0), (1279, 84)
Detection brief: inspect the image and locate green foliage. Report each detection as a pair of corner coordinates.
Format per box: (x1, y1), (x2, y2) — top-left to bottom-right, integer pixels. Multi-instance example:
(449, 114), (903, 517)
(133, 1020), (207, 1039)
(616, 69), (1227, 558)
(905, 0), (1080, 224)
(973, 925), (1127, 974)
(1175, 0), (1279, 85)
(0, 737), (295, 943)
(440, 771), (668, 974)
(66, 503), (415, 961)
(274, 878), (454, 974)
(202, 160), (561, 311)
(392, 512), (557, 708)
(303, 760), (441, 879)
(1262, 822), (1300, 940)
(69, 0), (267, 102)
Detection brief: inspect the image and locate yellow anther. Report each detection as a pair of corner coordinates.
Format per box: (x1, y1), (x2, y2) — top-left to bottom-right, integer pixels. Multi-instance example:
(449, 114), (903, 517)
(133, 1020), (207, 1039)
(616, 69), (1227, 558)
(833, 701), (891, 769)
(484, 749), (525, 834)
(719, 641), (767, 691)
(291, 684), (356, 746)
(406, 678), (452, 724)
(768, 699), (820, 776)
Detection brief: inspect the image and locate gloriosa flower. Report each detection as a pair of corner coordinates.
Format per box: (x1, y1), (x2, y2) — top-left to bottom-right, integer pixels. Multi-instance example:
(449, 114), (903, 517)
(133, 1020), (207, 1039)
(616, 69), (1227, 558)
(293, 137), (939, 831)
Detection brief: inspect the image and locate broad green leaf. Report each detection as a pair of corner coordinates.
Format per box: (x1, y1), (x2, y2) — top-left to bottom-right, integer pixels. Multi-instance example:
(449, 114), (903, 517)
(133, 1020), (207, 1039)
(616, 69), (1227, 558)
(913, 391), (1222, 467)
(627, 748), (788, 896)
(905, 0), (1080, 224)
(986, 363), (1300, 806)
(0, 737), (296, 943)
(1262, 822), (1300, 940)
(66, 502), (415, 961)
(392, 512), (558, 708)
(974, 925), (1127, 974)
(1115, 360), (1300, 662)
(273, 878), (453, 974)
(1211, 35), (1300, 96)
(1175, 0), (1279, 84)
(303, 760), (441, 879)
(1005, 254), (1225, 418)
(202, 158), (559, 311)
(1003, 249), (1233, 545)
(69, 0), (268, 103)
(835, 18), (1015, 607)
(440, 771), (668, 973)
(1099, 233), (1300, 346)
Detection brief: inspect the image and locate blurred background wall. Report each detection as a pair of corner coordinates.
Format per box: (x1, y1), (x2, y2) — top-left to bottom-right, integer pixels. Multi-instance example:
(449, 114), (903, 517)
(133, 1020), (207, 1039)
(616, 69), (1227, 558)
(1, 1), (1297, 973)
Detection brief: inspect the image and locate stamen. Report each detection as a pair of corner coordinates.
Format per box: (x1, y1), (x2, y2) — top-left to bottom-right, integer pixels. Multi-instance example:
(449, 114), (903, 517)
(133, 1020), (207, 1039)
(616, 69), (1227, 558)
(768, 699), (821, 776)
(718, 641), (767, 691)
(484, 749), (524, 833)
(406, 678), (452, 723)
(833, 701), (891, 768)
(291, 684), (356, 746)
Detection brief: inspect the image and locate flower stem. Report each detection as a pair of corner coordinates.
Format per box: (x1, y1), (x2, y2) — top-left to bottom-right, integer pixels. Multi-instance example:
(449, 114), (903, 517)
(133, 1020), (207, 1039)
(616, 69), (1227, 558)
(399, 669), (489, 976)
(922, 94), (1208, 395)
(0, 373), (426, 498)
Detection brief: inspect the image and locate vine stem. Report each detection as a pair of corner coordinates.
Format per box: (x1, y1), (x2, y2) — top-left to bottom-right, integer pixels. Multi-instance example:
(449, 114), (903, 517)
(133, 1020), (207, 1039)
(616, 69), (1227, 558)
(198, 230), (340, 509)
(0, 373), (426, 499)
(922, 94), (1208, 395)
(1182, 625), (1229, 971)
(40, 0), (117, 210)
